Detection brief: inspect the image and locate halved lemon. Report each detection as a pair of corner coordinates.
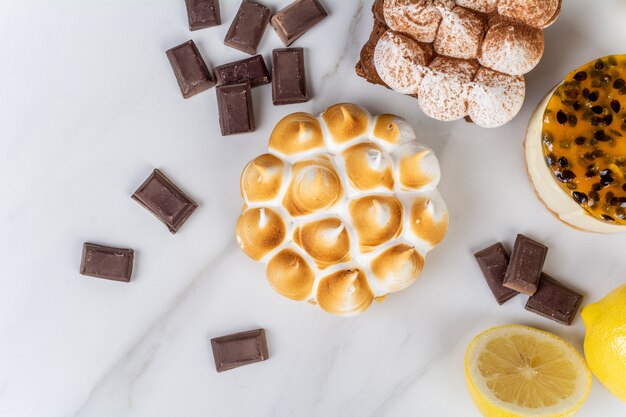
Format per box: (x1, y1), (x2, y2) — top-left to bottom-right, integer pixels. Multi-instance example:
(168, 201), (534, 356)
(465, 325), (591, 417)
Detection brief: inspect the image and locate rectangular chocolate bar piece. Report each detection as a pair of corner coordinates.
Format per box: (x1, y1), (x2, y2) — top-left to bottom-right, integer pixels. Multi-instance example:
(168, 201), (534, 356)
(503, 234), (548, 295)
(224, 0), (271, 55)
(474, 242), (518, 305)
(214, 55), (270, 87)
(271, 0), (327, 46)
(132, 169), (198, 234)
(272, 48), (308, 105)
(166, 40), (215, 98)
(216, 83), (255, 135)
(80, 243), (134, 282)
(185, 0), (221, 30)
(525, 273), (583, 325)
(211, 329), (269, 372)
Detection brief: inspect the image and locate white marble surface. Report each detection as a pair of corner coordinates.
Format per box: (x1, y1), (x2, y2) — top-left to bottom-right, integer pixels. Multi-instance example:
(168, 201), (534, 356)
(2, 0), (626, 416)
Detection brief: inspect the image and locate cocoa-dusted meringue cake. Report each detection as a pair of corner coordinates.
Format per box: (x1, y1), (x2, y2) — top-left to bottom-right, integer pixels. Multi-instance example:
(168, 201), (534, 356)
(525, 55), (626, 233)
(236, 103), (448, 316)
(356, 0), (561, 127)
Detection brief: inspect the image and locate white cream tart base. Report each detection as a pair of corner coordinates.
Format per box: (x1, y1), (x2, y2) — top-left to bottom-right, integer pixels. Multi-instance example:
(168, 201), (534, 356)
(524, 86), (626, 233)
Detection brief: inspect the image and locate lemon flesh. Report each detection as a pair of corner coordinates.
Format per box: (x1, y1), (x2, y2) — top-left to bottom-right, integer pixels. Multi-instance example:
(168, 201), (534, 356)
(465, 325), (592, 417)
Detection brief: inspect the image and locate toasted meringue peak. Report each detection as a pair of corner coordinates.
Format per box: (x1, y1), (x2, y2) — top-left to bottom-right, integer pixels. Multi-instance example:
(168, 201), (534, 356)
(479, 19), (544, 76)
(321, 103), (371, 146)
(240, 154), (286, 202)
(374, 30), (433, 95)
(434, 6), (485, 60)
(371, 244), (425, 292)
(455, 0), (497, 13)
(383, 0), (446, 43)
(269, 112), (325, 157)
(395, 143), (441, 191)
(468, 67), (525, 128)
(350, 195), (403, 251)
(409, 195), (448, 246)
(316, 269), (374, 316)
(236, 104), (448, 315)
(498, 0), (561, 28)
(236, 207), (286, 261)
(283, 156), (343, 216)
(266, 248), (315, 301)
(342, 142), (394, 192)
(293, 217), (351, 269)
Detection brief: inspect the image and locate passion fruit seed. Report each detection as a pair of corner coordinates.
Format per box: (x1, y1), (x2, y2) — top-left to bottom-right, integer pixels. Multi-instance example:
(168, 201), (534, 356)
(611, 100), (621, 113)
(574, 71), (588, 81)
(557, 110), (568, 124)
(614, 78), (625, 89)
(573, 191), (588, 204)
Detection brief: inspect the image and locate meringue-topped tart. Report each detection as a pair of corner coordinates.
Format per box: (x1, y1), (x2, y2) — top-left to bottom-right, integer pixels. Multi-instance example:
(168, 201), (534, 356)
(235, 103), (449, 316)
(525, 55), (626, 232)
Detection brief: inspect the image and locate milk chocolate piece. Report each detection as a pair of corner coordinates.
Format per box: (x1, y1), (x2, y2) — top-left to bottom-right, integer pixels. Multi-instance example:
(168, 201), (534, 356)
(166, 40), (215, 98)
(214, 55), (270, 87)
(216, 83), (255, 135)
(474, 242), (518, 305)
(272, 48), (308, 105)
(211, 329), (269, 372)
(270, 0), (327, 46)
(132, 169), (198, 234)
(80, 243), (134, 282)
(503, 234), (547, 295)
(224, 0), (271, 55)
(185, 0), (221, 30)
(525, 274), (583, 325)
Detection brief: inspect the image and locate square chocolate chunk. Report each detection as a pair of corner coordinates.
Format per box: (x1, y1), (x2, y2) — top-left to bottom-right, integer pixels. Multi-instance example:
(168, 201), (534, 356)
(503, 234), (547, 295)
(525, 273), (583, 325)
(80, 243), (134, 282)
(474, 242), (518, 305)
(132, 169), (198, 234)
(216, 83), (255, 135)
(272, 48), (308, 105)
(214, 55), (271, 87)
(166, 40), (215, 98)
(211, 329), (269, 372)
(224, 0), (271, 55)
(271, 0), (327, 46)
(185, 0), (221, 30)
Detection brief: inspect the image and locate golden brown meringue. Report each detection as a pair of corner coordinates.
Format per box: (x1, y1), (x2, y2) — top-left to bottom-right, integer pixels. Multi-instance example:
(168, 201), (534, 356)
(350, 195), (403, 251)
(268, 112), (325, 156)
(316, 269), (374, 316)
(282, 156), (343, 216)
(342, 143), (394, 191)
(371, 244), (424, 292)
(293, 218), (351, 269)
(409, 196), (449, 246)
(240, 154), (286, 202)
(321, 103), (370, 145)
(396, 144), (441, 191)
(236, 207), (286, 260)
(266, 249), (315, 300)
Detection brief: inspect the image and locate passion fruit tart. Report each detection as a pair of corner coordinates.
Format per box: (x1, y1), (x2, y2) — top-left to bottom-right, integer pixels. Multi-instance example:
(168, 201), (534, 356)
(525, 54), (626, 232)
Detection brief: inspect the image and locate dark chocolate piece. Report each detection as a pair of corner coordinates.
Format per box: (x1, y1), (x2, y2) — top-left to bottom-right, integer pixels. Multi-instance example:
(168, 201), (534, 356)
(503, 234), (547, 295)
(80, 243), (134, 282)
(185, 0), (221, 30)
(132, 169), (198, 233)
(216, 83), (255, 135)
(224, 0), (271, 55)
(166, 40), (215, 98)
(525, 273), (583, 325)
(272, 48), (308, 105)
(271, 0), (327, 46)
(214, 55), (270, 87)
(211, 329), (269, 372)
(474, 242), (518, 305)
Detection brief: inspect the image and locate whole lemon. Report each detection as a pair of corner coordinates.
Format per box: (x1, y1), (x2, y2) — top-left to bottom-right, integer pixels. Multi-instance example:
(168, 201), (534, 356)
(581, 284), (626, 402)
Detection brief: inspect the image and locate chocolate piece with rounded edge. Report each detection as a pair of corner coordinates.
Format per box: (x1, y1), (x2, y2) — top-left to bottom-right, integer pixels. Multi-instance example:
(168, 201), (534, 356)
(503, 234), (547, 295)
(166, 40), (215, 98)
(270, 0), (327, 46)
(80, 243), (134, 282)
(272, 48), (308, 105)
(214, 55), (270, 87)
(211, 329), (269, 372)
(474, 242), (518, 305)
(525, 273), (583, 325)
(224, 0), (271, 55)
(132, 169), (198, 234)
(185, 0), (221, 30)
(216, 83), (255, 135)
